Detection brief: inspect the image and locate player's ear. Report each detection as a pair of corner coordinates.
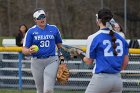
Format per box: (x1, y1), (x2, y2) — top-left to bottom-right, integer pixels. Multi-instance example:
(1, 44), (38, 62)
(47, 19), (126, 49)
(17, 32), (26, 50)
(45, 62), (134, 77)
(33, 18), (37, 23)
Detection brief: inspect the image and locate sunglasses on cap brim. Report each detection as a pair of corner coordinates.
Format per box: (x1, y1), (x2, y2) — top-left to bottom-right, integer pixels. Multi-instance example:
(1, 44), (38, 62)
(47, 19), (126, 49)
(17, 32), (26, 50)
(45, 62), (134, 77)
(36, 14), (46, 20)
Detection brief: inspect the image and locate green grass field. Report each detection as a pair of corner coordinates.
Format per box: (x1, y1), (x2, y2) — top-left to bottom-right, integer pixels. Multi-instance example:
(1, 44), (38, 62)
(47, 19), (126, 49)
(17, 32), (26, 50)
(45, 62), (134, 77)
(0, 89), (84, 93)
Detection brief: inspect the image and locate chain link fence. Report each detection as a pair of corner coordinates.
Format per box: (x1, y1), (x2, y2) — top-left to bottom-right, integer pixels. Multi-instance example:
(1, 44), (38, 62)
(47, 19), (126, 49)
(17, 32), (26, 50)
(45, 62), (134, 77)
(0, 51), (140, 93)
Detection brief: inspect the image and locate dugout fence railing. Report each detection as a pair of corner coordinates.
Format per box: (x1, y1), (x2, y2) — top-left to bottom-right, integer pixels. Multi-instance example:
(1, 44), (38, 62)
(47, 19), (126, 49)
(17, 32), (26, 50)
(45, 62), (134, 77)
(0, 47), (140, 92)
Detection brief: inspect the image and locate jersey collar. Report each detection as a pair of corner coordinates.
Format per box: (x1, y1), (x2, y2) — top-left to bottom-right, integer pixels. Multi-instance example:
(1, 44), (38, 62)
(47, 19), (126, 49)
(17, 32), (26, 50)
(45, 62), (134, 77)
(100, 28), (110, 34)
(100, 28), (110, 30)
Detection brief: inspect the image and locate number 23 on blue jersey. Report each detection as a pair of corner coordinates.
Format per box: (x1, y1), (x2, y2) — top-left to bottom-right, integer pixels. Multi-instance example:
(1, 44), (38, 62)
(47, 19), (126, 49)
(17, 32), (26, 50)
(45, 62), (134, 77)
(103, 39), (123, 56)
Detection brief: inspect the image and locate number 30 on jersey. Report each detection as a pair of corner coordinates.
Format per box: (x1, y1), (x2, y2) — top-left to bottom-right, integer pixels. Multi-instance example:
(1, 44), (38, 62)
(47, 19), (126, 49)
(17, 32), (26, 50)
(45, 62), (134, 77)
(40, 40), (50, 47)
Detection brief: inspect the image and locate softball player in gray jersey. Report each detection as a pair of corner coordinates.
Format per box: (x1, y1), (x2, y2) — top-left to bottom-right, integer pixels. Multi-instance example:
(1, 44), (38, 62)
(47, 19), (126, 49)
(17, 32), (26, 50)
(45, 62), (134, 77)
(22, 8), (64, 93)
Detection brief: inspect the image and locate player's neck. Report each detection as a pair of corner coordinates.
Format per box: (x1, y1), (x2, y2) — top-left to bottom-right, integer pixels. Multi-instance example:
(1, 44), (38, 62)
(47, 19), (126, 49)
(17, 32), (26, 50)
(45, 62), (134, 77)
(99, 25), (106, 30)
(38, 25), (46, 29)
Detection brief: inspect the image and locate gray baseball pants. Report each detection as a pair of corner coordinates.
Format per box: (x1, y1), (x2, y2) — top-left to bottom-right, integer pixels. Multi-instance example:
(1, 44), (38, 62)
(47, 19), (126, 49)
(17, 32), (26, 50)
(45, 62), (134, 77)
(31, 56), (59, 93)
(85, 73), (122, 93)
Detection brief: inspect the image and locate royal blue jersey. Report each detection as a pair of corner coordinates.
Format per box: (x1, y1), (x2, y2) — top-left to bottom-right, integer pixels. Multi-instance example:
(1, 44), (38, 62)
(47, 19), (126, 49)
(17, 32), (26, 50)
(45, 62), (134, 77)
(23, 24), (62, 58)
(86, 28), (128, 74)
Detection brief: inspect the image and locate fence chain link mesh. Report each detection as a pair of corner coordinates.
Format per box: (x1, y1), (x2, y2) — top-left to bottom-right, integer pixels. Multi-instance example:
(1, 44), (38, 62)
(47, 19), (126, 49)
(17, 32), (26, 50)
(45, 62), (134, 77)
(0, 52), (140, 93)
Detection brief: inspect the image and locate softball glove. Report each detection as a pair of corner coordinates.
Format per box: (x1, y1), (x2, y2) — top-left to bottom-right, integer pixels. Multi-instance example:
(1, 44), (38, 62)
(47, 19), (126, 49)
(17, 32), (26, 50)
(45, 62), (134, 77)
(57, 63), (70, 84)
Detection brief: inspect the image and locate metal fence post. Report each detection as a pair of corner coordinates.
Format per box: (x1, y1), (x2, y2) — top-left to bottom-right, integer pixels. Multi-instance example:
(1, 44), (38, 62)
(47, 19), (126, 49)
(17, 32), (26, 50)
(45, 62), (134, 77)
(18, 52), (23, 90)
(124, 0), (127, 34)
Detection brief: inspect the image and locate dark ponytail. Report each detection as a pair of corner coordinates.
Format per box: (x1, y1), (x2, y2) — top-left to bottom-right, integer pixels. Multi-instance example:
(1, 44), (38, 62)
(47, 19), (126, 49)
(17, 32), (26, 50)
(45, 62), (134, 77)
(109, 30), (118, 56)
(98, 8), (118, 56)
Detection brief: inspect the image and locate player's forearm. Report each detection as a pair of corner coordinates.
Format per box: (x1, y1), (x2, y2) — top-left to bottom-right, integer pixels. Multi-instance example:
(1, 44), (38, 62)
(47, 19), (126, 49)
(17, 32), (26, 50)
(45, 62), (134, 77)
(121, 55), (129, 70)
(57, 43), (64, 56)
(57, 43), (65, 62)
(77, 50), (93, 64)
(22, 47), (31, 55)
(79, 51), (86, 59)
(121, 62), (128, 70)
(57, 43), (63, 49)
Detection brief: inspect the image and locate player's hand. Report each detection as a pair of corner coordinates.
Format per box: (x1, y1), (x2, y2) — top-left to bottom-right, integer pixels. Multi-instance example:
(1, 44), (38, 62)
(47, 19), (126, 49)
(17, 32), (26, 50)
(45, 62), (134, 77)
(29, 45), (37, 54)
(83, 57), (93, 64)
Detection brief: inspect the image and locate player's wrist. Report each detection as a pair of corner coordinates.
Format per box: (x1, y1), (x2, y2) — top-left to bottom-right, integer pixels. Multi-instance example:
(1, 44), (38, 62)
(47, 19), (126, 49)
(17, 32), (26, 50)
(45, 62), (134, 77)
(58, 48), (63, 56)
(59, 55), (64, 61)
(79, 52), (86, 60)
(27, 49), (32, 55)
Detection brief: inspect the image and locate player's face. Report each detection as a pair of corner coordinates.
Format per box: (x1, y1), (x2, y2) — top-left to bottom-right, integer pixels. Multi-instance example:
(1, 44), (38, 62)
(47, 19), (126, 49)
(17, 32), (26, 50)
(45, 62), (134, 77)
(34, 14), (46, 28)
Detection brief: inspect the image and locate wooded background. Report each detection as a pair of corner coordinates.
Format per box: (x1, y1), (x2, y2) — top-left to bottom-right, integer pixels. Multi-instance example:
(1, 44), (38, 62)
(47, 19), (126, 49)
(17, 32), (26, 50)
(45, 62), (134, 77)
(0, 0), (140, 39)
